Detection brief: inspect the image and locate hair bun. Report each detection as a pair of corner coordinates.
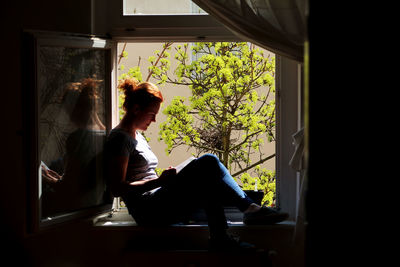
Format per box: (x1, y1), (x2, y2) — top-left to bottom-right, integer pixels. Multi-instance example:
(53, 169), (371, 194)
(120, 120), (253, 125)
(80, 78), (98, 99)
(118, 78), (139, 96)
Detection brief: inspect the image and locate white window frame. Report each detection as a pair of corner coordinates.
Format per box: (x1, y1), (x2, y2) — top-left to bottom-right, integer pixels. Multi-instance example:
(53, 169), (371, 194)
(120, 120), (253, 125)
(276, 56), (304, 220)
(93, 0), (303, 220)
(24, 30), (116, 233)
(92, 0), (236, 42)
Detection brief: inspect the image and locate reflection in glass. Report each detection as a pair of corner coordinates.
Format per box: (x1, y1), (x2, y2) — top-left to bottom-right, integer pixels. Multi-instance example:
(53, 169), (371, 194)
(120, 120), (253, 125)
(123, 0), (206, 15)
(38, 47), (109, 219)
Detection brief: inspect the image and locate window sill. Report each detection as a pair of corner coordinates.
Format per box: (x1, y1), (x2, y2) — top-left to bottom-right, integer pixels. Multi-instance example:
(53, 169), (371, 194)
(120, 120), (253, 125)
(92, 207), (295, 229)
(90, 207), (299, 266)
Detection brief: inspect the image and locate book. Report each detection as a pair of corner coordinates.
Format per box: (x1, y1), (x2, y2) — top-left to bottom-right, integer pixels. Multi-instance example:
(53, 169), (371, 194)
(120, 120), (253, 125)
(175, 156), (197, 173)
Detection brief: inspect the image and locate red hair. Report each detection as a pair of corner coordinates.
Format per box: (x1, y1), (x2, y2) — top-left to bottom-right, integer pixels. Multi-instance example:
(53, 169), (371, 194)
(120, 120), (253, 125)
(118, 78), (163, 111)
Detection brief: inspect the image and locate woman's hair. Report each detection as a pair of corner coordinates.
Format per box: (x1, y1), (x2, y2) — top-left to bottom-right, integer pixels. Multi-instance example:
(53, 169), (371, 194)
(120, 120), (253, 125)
(62, 78), (101, 127)
(118, 78), (164, 112)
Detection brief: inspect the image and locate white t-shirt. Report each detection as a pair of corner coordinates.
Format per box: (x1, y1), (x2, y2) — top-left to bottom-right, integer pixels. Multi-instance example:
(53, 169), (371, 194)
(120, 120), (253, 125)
(106, 129), (158, 182)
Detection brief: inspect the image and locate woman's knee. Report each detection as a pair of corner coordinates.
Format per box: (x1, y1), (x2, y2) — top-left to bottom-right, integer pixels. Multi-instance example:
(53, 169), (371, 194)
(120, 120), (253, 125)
(197, 154), (220, 165)
(194, 154), (223, 179)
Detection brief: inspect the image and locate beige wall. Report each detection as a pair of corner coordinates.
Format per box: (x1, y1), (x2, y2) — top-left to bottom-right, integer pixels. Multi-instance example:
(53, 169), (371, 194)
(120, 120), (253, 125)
(117, 42), (276, 175)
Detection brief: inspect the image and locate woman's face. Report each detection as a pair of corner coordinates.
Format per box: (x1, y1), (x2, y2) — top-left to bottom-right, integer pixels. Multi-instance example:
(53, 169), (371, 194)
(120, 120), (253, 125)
(133, 101), (161, 131)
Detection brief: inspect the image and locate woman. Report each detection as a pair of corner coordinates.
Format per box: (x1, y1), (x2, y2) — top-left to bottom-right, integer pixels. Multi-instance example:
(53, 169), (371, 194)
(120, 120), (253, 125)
(104, 78), (288, 251)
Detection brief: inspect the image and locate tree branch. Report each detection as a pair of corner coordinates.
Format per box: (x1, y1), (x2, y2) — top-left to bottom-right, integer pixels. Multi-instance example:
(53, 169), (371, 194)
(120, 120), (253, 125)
(231, 153), (275, 177)
(118, 43), (127, 65)
(228, 130), (263, 153)
(193, 144), (225, 154)
(146, 42), (173, 82)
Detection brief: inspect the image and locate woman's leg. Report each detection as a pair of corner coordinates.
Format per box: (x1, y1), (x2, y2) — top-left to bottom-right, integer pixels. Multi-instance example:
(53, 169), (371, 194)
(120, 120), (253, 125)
(178, 154), (254, 212)
(168, 154), (254, 236)
(125, 154), (255, 236)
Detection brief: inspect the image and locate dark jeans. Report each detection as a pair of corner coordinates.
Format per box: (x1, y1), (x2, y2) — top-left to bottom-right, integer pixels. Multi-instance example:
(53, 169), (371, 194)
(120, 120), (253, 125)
(123, 154), (254, 236)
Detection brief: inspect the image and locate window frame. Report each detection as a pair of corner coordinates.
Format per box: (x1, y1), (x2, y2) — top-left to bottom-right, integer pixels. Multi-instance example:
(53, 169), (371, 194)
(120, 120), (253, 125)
(93, 0), (238, 42)
(23, 31), (116, 233)
(275, 56), (304, 220)
(99, 0), (303, 221)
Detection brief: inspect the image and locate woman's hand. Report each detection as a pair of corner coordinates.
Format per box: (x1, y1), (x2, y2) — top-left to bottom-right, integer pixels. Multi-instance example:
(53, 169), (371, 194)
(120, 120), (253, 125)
(157, 167), (177, 186)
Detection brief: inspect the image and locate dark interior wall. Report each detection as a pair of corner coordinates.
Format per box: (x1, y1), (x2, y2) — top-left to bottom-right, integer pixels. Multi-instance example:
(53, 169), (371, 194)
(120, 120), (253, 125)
(21, 0), (91, 33)
(0, 2), (94, 265)
(0, 0), (92, 238)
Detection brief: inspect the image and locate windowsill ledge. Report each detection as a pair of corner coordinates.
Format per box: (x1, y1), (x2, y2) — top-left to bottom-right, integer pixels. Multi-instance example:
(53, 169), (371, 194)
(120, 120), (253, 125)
(90, 207), (299, 257)
(92, 207), (296, 229)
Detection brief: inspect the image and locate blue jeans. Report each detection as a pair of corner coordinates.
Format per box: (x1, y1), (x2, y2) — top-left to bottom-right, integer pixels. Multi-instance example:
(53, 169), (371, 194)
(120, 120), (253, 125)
(123, 154), (254, 236)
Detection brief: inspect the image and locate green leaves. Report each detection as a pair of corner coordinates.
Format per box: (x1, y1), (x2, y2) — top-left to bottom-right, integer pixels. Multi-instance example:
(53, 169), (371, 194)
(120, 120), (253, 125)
(119, 66), (143, 82)
(154, 42), (276, 171)
(158, 97), (200, 154)
(240, 168), (276, 206)
(117, 42), (276, 198)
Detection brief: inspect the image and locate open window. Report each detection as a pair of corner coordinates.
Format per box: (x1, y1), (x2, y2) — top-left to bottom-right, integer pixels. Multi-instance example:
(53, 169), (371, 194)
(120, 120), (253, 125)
(116, 41), (277, 209)
(96, 0), (304, 220)
(23, 31), (117, 232)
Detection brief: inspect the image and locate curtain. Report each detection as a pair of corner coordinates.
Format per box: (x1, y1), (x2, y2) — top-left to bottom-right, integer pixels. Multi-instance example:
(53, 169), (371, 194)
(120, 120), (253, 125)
(194, 0), (308, 252)
(192, 0), (307, 62)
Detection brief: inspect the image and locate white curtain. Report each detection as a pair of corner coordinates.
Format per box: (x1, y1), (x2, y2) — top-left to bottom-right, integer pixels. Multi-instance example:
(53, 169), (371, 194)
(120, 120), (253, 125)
(194, 0), (308, 252)
(193, 0), (307, 62)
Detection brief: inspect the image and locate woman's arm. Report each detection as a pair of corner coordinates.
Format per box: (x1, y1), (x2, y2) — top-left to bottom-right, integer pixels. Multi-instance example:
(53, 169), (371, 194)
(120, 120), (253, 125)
(108, 155), (176, 196)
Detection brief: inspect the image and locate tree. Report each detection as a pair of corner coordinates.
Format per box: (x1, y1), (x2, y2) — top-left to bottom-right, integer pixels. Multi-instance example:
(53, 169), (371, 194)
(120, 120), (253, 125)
(119, 42), (276, 204)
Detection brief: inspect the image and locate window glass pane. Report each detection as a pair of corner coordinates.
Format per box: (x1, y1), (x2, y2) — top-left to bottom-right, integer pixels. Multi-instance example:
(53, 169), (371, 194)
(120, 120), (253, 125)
(123, 0), (207, 15)
(117, 42), (277, 206)
(38, 46), (109, 219)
